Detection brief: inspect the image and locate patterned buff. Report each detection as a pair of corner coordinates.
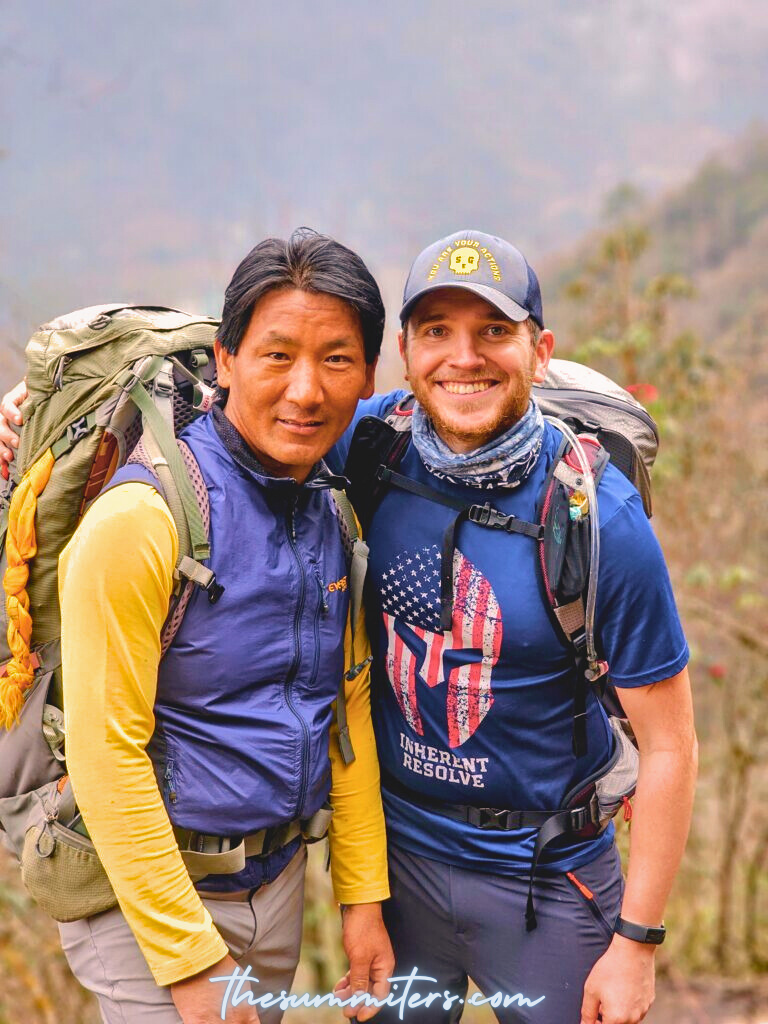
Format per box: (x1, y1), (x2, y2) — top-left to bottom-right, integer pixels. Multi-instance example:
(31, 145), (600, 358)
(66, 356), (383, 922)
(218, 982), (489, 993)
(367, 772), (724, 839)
(411, 399), (545, 489)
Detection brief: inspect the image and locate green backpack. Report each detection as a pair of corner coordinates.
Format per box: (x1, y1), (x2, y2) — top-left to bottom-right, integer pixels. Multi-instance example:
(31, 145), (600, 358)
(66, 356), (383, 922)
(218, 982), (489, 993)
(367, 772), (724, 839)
(0, 305), (222, 915)
(0, 304), (220, 719)
(0, 303), (362, 922)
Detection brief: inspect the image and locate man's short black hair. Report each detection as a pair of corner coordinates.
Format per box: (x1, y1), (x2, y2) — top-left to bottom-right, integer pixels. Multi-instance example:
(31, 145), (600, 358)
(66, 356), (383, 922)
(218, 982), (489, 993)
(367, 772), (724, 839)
(218, 228), (384, 364)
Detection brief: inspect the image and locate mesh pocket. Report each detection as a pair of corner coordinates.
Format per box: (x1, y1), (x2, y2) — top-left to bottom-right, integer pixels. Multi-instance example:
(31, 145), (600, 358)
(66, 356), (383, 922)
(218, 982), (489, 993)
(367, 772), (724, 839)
(594, 717), (638, 827)
(21, 820), (116, 922)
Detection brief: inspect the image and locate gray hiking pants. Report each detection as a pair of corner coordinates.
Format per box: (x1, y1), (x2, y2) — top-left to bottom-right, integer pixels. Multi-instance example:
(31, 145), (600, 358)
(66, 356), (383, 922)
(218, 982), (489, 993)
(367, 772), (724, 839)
(58, 843), (307, 1024)
(378, 842), (624, 1024)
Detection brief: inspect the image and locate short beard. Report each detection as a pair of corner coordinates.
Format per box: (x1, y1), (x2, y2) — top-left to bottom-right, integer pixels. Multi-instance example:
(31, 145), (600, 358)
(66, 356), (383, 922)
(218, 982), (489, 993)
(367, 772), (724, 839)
(408, 362), (535, 450)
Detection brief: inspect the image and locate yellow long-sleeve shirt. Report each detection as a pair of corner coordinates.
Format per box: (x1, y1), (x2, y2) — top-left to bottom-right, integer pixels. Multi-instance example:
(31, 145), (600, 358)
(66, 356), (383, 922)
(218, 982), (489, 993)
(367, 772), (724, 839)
(59, 482), (388, 987)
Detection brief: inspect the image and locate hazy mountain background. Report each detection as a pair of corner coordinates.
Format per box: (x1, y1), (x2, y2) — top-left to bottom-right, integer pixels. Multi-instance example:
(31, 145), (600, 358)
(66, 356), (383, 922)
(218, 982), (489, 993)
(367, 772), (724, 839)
(543, 128), (768, 362)
(2, 7), (768, 1021)
(2, 0), (768, 385)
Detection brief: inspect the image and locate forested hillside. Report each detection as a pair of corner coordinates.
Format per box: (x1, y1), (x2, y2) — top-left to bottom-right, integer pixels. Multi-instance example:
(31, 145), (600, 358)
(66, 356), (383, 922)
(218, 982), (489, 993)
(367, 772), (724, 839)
(543, 127), (768, 359)
(540, 127), (768, 984)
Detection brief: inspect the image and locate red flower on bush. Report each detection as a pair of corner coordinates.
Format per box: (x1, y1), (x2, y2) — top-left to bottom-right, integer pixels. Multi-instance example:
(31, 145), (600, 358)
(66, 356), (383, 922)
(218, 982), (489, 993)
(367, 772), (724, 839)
(708, 663), (726, 679)
(626, 383), (659, 403)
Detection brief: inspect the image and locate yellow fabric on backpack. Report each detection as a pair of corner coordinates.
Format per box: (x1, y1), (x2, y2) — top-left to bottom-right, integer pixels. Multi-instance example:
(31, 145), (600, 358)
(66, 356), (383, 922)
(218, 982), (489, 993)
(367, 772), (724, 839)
(59, 481), (388, 988)
(2, 448), (55, 729)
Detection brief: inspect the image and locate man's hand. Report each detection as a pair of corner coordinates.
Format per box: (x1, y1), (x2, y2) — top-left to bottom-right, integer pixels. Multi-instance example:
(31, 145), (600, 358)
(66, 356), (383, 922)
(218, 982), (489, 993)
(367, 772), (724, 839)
(171, 953), (261, 1024)
(1, 379), (27, 468)
(335, 902), (394, 1021)
(580, 935), (656, 1024)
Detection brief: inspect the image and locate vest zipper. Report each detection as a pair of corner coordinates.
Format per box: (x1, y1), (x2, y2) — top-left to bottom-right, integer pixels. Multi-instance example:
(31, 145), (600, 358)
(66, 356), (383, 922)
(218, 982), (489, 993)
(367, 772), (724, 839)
(285, 497), (311, 817)
(165, 759), (178, 805)
(311, 570), (327, 701)
(315, 568), (329, 615)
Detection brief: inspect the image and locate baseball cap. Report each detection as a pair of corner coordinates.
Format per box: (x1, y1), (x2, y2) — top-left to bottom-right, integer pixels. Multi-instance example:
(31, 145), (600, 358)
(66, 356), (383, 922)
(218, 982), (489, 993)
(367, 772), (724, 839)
(399, 229), (543, 328)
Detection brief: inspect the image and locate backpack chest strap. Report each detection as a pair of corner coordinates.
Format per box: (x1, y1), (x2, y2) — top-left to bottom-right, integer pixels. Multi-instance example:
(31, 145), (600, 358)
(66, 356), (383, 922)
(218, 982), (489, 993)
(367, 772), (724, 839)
(377, 466), (543, 631)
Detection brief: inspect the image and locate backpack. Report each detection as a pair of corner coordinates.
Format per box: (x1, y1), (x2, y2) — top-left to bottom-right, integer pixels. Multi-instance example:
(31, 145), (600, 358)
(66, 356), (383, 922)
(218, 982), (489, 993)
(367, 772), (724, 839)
(342, 358), (658, 928)
(0, 303), (362, 921)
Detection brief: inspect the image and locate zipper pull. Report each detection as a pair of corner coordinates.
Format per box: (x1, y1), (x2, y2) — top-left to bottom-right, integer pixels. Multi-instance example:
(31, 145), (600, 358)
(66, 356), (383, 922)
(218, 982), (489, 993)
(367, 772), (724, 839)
(315, 569), (329, 614)
(165, 760), (178, 804)
(287, 498), (297, 542)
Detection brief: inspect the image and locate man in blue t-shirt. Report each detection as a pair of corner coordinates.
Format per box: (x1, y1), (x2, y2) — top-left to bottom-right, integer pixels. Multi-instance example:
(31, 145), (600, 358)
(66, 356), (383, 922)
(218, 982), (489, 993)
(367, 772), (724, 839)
(332, 230), (697, 1024)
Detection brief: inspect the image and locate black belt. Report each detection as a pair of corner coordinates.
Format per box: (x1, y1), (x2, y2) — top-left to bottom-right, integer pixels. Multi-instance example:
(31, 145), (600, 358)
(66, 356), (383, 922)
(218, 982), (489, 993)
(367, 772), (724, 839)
(382, 772), (599, 931)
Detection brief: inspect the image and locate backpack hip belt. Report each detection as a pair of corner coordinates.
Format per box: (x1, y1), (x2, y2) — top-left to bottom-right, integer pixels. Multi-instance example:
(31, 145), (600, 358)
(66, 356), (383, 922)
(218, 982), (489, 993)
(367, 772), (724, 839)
(381, 768), (601, 931)
(173, 803), (334, 881)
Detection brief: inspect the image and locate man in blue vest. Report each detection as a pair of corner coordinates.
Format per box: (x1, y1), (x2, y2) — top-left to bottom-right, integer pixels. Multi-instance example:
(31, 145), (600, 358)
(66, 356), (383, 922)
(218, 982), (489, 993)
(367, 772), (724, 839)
(330, 230), (697, 1024)
(1, 230), (394, 1024)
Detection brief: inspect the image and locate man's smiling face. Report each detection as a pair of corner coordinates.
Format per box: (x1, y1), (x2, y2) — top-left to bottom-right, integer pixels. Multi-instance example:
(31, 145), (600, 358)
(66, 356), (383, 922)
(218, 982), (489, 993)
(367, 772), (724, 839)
(400, 288), (554, 453)
(215, 287), (375, 481)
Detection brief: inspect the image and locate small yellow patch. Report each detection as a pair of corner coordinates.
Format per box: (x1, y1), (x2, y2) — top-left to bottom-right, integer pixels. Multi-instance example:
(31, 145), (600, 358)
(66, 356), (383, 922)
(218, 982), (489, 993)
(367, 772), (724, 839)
(427, 238), (503, 282)
(328, 576), (348, 593)
(449, 246), (481, 275)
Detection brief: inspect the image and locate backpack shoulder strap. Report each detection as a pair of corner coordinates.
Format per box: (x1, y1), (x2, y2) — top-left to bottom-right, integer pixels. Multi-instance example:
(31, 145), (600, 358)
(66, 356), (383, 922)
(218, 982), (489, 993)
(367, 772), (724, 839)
(344, 395), (415, 532)
(384, 392), (416, 429)
(157, 440), (215, 654)
(329, 488), (367, 639)
(537, 417), (612, 757)
(109, 436), (222, 654)
(328, 487), (373, 766)
(117, 362), (209, 564)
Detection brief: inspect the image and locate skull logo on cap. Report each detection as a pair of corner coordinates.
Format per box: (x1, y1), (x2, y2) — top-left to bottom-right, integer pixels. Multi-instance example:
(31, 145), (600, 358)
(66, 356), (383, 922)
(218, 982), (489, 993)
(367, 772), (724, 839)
(449, 247), (480, 275)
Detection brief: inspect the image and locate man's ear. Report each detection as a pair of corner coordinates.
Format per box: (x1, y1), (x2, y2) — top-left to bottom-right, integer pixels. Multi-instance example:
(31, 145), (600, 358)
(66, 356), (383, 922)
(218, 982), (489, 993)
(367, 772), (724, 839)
(399, 329), (411, 382)
(361, 356), (378, 400)
(397, 329), (406, 361)
(532, 329), (555, 384)
(214, 338), (233, 389)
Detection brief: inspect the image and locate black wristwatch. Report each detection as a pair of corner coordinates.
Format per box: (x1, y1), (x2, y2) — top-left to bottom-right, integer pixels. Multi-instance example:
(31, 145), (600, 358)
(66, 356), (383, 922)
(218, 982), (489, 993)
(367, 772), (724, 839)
(614, 916), (666, 945)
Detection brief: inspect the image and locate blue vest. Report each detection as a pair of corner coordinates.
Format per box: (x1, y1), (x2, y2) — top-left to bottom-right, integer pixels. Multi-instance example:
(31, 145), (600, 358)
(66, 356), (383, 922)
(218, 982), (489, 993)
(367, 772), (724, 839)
(119, 412), (350, 837)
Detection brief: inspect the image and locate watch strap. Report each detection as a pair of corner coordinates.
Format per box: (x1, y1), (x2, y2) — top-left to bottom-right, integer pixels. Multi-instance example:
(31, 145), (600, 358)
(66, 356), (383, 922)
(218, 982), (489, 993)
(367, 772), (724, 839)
(614, 916), (666, 945)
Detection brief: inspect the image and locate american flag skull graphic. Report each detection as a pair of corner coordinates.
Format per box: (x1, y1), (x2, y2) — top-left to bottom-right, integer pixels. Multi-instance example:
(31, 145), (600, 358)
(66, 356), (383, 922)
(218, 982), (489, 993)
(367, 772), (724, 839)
(381, 545), (502, 748)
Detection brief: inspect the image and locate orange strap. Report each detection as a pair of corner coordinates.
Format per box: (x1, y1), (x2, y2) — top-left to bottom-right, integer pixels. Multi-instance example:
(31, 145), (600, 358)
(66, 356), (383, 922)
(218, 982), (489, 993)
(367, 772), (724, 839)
(1, 448), (55, 729)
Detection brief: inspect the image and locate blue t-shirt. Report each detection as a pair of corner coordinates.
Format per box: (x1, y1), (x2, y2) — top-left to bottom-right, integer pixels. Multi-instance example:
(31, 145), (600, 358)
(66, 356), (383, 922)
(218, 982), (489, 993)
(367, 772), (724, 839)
(331, 392), (689, 875)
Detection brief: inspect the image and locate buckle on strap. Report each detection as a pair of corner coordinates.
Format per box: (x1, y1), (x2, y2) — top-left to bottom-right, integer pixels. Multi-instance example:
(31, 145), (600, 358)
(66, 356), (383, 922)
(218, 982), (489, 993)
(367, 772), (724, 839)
(568, 806), (591, 831)
(468, 502), (544, 539)
(175, 555), (225, 604)
(301, 803), (334, 843)
(469, 807), (523, 831)
(468, 502), (511, 529)
(178, 830), (240, 855)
